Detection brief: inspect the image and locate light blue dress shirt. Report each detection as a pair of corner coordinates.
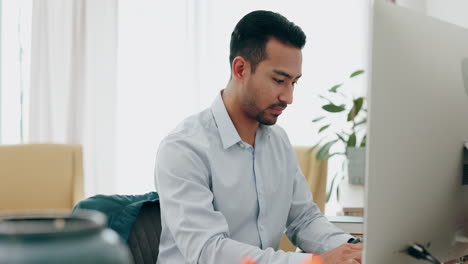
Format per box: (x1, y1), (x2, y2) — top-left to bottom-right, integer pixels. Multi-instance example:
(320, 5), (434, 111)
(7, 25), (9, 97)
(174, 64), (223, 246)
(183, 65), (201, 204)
(154, 92), (352, 264)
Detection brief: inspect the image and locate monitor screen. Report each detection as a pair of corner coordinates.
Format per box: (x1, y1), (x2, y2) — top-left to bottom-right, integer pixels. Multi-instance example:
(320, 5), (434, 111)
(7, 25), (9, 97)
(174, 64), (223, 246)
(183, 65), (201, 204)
(364, 1), (468, 263)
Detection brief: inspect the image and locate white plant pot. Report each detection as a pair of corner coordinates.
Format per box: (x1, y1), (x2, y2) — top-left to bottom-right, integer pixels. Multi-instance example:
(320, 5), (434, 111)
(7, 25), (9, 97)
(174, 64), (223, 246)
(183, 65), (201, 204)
(347, 147), (366, 185)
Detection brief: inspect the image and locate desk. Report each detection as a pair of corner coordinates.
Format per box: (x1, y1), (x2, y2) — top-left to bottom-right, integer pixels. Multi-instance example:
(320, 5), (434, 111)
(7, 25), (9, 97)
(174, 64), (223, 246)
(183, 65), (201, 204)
(326, 215), (364, 236)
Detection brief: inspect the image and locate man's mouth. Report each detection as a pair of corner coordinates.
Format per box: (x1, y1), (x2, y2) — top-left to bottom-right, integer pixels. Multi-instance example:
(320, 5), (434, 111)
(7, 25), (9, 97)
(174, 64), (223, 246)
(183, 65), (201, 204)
(269, 106), (285, 115)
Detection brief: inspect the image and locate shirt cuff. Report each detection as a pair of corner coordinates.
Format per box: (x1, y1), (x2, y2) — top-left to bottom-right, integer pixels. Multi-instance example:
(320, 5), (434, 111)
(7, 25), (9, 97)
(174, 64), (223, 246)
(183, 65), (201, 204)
(289, 252), (313, 264)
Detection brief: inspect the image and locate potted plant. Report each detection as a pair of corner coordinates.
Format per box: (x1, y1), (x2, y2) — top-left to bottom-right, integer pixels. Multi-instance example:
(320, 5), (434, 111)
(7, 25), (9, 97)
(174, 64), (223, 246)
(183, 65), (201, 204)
(312, 69), (367, 197)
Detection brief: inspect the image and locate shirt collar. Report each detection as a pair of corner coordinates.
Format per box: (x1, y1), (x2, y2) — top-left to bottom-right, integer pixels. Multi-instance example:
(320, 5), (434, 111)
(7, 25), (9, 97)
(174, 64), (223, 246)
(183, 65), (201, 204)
(258, 122), (272, 139)
(211, 91), (242, 149)
(211, 91), (273, 149)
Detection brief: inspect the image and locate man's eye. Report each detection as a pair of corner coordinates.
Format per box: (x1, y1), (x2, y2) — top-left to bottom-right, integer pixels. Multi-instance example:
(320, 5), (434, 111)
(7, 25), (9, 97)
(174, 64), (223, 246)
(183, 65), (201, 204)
(292, 81), (298, 86)
(273, 78), (284, 84)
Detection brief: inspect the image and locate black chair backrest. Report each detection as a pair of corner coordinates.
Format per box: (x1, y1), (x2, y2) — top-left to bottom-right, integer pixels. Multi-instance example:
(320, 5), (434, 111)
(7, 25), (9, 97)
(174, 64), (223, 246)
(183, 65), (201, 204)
(127, 201), (162, 264)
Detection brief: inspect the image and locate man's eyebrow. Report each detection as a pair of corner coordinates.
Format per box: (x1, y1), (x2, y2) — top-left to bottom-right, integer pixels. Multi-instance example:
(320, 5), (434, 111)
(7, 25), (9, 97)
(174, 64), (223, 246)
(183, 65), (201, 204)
(273, 70), (302, 80)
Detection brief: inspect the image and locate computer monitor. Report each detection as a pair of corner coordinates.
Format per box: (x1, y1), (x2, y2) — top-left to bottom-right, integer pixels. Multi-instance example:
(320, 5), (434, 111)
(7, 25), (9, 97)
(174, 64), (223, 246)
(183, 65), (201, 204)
(364, 1), (468, 263)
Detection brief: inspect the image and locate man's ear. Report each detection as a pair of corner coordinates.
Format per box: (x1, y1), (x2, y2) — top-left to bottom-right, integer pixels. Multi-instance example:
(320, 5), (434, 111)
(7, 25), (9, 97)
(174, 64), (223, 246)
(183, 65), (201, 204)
(231, 56), (250, 81)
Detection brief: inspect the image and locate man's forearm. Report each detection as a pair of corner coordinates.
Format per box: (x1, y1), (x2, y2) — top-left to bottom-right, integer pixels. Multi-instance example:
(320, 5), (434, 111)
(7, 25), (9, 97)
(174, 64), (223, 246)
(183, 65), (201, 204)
(196, 235), (312, 264)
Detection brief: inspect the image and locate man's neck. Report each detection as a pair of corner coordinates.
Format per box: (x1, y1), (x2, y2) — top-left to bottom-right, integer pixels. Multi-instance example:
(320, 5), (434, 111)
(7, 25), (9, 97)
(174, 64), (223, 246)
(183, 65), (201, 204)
(221, 88), (258, 147)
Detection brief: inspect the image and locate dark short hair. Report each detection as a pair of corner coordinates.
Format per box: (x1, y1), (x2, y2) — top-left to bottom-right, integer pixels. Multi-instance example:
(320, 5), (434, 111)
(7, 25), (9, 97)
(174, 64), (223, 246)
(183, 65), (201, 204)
(229, 10), (306, 72)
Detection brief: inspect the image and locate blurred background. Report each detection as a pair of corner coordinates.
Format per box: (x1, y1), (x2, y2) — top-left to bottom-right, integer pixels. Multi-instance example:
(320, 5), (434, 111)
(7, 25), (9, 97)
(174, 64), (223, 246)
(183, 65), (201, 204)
(1, 0), (467, 216)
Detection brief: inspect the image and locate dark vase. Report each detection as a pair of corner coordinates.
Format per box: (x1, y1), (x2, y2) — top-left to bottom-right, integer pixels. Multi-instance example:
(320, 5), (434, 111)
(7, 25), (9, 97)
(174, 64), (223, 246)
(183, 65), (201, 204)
(0, 210), (133, 264)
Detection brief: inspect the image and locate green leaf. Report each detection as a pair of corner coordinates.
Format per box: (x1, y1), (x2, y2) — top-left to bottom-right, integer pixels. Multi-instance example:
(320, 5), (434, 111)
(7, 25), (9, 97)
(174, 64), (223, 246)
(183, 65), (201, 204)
(347, 107), (355, 122)
(347, 97), (365, 121)
(354, 97), (364, 114)
(360, 135), (367, 147)
(328, 152), (346, 159)
(316, 139), (339, 160)
(319, 95), (334, 104)
(306, 145), (318, 154)
(336, 133), (347, 143)
(329, 83), (343, 93)
(312, 116), (326, 123)
(322, 104), (346, 113)
(350, 70), (365, 78)
(347, 133), (357, 147)
(309, 138), (325, 153)
(338, 92), (348, 98)
(336, 183), (340, 202)
(318, 124), (330, 133)
(326, 172), (340, 202)
(355, 118), (367, 127)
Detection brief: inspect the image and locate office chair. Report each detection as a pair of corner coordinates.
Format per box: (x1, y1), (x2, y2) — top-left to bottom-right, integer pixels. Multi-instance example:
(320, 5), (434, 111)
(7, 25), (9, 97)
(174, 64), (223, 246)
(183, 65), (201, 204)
(73, 193), (161, 264)
(127, 200), (161, 264)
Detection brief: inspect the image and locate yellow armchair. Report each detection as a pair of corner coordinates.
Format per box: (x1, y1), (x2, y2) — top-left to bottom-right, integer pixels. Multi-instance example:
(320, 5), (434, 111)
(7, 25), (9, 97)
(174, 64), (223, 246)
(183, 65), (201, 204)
(279, 146), (328, 252)
(0, 144), (84, 211)
(293, 146), (328, 214)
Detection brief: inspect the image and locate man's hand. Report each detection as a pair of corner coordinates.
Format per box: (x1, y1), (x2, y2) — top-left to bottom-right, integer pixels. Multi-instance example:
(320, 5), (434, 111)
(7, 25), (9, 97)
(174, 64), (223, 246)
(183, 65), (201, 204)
(319, 243), (363, 264)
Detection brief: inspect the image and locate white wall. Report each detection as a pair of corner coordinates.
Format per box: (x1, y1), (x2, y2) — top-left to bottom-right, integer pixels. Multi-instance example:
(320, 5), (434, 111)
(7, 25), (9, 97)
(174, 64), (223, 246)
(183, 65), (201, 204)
(396, 0), (426, 12)
(426, 0), (468, 29)
(397, 0), (468, 29)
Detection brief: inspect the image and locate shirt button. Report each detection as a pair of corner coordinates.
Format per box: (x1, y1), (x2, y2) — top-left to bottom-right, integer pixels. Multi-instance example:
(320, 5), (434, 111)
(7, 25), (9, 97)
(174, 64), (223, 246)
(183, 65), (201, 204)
(239, 143), (245, 148)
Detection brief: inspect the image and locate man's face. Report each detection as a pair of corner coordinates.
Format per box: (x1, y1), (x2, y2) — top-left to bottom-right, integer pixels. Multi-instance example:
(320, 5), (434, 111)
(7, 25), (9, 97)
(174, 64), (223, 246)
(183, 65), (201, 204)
(241, 38), (302, 126)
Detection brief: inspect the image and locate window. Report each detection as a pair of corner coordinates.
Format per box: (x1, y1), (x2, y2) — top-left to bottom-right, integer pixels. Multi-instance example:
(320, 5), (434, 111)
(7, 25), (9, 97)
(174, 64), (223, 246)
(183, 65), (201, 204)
(0, 0), (31, 144)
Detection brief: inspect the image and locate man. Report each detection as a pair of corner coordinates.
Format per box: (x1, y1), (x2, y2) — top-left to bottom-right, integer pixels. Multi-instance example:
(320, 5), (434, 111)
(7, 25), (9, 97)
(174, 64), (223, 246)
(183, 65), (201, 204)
(155, 10), (362, 264)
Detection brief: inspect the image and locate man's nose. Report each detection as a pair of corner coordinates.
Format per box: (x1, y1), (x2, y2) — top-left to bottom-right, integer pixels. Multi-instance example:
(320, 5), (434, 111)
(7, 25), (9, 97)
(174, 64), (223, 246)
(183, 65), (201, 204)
(279, 84), (294, 105)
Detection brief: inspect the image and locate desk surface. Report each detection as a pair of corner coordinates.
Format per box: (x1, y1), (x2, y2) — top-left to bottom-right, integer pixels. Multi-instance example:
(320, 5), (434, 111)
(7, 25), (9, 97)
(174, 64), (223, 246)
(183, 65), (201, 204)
(326, 215), (364, 235)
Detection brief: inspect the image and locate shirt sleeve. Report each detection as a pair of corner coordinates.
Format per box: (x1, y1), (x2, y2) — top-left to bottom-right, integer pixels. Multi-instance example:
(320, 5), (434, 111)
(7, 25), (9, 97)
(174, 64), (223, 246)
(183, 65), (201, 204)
(155, 139), (314, 264)
(284, 167), (353, 254)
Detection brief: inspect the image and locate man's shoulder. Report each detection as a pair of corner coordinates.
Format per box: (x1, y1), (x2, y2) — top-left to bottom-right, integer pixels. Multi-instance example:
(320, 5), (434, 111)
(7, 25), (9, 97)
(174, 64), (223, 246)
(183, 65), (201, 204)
(159, 108), (215, 150)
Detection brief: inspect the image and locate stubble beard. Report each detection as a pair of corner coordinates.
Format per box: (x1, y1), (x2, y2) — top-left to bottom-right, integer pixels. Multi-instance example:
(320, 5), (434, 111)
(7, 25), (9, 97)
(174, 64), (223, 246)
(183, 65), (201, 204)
(242, 98), (279, 126)
(255, 110), (278, 126)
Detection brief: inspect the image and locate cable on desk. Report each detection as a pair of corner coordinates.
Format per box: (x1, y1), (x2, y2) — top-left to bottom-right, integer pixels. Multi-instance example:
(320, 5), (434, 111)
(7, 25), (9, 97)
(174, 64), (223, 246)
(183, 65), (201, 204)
(406, 243), (442, 264)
